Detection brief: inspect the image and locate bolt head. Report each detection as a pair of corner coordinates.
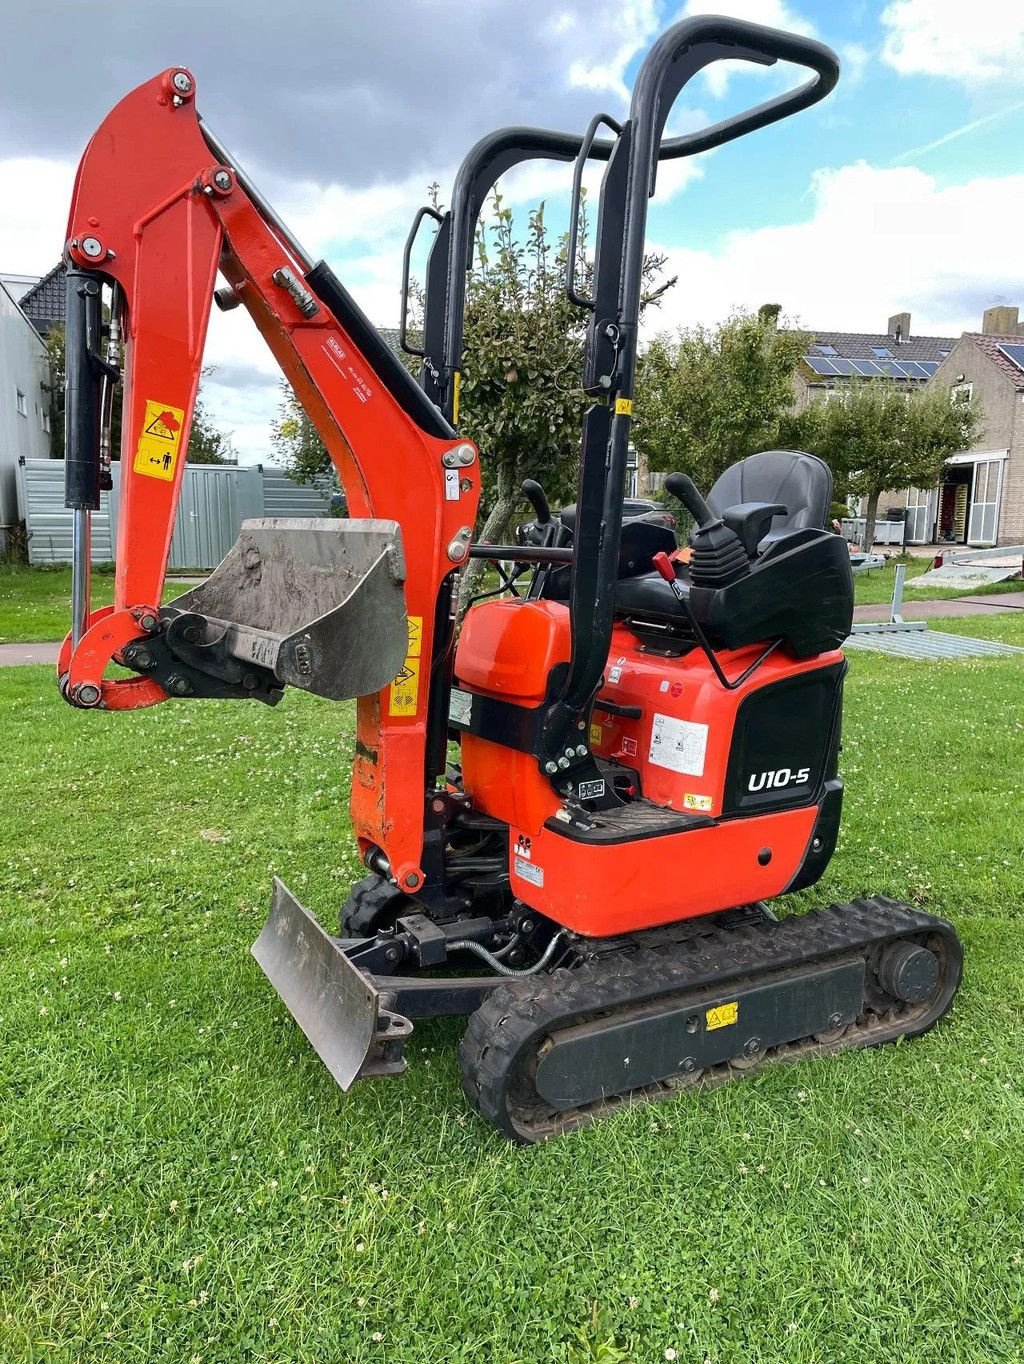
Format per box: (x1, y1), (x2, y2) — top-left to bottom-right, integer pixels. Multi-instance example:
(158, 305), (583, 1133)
(75, 683), (101, 707)
(172, 70), (193, 93)
(404, 873), (418, 889)
(139, 613), (159, 632)
(442, 451), (458, 467)
(557, 756), (571, 769)
(828, 1012), (844, 1029)
(544, 761), (558, 774)
(455, 443), (476, 466)
(81, 237), (103, 258)
(213, 169), (232, 191)
(742, 1037), (761, 1058)
(575, 745), (588, 757)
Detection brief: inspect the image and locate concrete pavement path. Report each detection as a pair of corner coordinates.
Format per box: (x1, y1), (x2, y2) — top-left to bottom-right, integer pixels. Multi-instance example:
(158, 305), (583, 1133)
(854, 591), (1024, 622)
(0, 642), (61, 666)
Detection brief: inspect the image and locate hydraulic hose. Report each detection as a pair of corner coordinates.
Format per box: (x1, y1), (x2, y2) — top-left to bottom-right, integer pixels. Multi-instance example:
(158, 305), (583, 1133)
(448, 930), (567, 978)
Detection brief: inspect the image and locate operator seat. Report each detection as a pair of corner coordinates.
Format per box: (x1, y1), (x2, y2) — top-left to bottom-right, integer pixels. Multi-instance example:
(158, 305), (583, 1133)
(707, 449), (833, 553)
(613, 450), (851, 658)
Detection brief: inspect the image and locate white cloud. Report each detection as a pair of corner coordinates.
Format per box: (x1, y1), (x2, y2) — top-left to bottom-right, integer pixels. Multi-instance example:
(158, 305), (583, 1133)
(649, 161), (1024, 338)
(881, 0), (1024, 84)
(678, 0), (817, 97)
(566, 0), (660, 99)
(0, 157), (74, 275)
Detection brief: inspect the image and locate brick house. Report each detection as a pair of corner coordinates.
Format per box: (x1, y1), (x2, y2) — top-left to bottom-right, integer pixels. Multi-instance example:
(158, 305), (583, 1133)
(794, 308), (1024, 548)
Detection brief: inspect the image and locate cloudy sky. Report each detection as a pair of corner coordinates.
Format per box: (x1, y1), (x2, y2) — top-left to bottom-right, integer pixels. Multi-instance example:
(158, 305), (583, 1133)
(2, 0), (1022, 462)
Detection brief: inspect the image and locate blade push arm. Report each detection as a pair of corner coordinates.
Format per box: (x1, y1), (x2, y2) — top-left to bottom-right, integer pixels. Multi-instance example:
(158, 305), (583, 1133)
(60, 69), (481, 892)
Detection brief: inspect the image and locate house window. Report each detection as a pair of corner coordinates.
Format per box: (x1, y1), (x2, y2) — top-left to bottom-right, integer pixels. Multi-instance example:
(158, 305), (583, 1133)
(41, 409), (51, 434)
(950, 382), (973, 405)
(871, 346), (893, 358)
(813, 344), (838, 356)
(16, 389), (27, 417)
(822, 388), (848, 406)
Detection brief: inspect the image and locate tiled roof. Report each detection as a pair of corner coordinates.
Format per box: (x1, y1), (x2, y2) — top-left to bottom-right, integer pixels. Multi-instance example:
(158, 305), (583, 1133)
(962, 333), (1024, 390)
(801, 329), (957, 362)
(19, 261), (66, 335)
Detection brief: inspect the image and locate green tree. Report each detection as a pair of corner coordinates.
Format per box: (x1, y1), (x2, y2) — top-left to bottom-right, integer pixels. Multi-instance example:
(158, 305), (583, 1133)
(185, 395), (232, 464)
(271, 382), (328, 483)
(634, 306), (807, 491)
(42, 327), (65, 459)
(799, 380), (981, 549)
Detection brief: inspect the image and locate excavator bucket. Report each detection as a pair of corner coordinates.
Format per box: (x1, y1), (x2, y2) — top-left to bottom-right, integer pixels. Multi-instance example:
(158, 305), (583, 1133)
(252, 878), (412, 1089)
(167, 518), (408, 701)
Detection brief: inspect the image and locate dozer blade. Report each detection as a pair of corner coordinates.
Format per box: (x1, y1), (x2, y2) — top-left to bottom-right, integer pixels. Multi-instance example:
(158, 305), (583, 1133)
(167, 518), (408, 701)
(252, 877), (411, 1089)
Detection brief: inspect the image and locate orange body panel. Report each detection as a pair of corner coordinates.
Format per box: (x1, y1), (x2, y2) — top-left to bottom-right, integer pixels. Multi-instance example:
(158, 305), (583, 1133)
(60, 71), (481, 890)
(508, 805), (819, 934)
(455, 600), (843, 934)
(455, 600), (570, 833)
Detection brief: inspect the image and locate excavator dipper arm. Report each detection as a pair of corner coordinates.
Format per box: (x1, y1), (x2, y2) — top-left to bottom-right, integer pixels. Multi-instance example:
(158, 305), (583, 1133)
(59, 68), (481, 892)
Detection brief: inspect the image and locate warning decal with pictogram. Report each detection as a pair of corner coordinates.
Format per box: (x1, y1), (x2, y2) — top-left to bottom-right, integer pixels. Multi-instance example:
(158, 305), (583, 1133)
(133, 399), (186, 481)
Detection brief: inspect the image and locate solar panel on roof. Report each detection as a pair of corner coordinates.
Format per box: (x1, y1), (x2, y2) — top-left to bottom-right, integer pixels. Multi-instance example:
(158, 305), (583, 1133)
(900, 361), (930, 378)
(804, 355), (840, 375)
(917, 361), (940, 376)
(997, 343), (1024, 372)
(851, 359), (883, 376)
(830, 358), (857, 376)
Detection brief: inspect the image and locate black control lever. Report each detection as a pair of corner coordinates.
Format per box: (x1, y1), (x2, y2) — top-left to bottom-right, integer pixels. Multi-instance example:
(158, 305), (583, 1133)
(664, 472), (719, 529)
(521, 479), (552, 525)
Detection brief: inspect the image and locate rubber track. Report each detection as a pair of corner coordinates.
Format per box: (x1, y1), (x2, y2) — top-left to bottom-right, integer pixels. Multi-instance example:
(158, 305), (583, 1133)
(459, 897), (962, 1143)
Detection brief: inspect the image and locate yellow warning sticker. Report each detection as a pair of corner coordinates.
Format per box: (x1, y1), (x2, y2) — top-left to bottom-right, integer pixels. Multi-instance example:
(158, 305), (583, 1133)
(589, 722), (603, 747)
(388, 616), (423, 716)
(683, 792), (714, 812)
(452, 371), (462, 425)
(133, 400), (185, 481)
(615, 397), (633, 416)
(706, 1001), (739, 1031)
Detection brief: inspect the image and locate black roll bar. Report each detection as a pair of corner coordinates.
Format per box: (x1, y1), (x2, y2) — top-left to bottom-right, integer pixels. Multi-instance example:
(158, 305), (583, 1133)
(543, 16), (840, 774)
(407, 16), (836, 422)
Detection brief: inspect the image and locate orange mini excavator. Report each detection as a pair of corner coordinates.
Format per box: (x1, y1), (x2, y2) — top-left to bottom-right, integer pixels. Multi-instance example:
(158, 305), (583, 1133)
(59, 16), (961, 1141)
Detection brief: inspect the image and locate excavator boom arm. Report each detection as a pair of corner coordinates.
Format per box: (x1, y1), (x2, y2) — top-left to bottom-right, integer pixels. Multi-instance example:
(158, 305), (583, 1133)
(59, 68), (481, 891)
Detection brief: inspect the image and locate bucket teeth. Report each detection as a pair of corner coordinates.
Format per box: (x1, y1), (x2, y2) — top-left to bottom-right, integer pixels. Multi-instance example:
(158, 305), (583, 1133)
(169, 518), (408, 701)
(252, 878), (412, 1090)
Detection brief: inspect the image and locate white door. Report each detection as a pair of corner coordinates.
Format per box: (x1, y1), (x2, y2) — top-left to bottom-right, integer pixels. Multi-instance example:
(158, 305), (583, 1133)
(967, 460), (1003, 546)
(905, 486), (937, 544)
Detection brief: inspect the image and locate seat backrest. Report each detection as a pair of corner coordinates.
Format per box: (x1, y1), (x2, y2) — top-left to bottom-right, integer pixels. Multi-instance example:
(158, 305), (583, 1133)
(707, 450), (833, 543)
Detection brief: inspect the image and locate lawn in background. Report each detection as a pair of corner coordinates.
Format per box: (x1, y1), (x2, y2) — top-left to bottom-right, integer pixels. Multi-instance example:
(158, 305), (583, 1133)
(852, 552), (1023, 606)
(0, 566), (192, 644)
(2, 560), (1022, 645)
(1, 618), (1022, 1363)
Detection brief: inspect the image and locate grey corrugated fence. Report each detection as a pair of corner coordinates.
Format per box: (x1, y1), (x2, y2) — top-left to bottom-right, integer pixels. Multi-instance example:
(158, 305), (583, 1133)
(16, 459), (332, 570)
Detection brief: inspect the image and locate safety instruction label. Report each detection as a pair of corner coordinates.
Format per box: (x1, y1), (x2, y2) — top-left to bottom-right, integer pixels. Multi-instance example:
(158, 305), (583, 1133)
(683, 792), (713, 812)
(133, 400), (185, 481)
(388, 615), (423, 716)
(589, 722), (603, 747)
(706, 1001), (738, 1031)
(649, 712), (709, 777)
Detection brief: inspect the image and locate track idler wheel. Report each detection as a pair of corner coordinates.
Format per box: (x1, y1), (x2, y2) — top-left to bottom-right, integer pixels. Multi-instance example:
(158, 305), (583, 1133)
(876, 941), (940, 1004)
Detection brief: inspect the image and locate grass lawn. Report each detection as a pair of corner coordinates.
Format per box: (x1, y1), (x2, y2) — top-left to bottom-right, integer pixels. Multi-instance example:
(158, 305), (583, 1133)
(2, 561), (1022, 644)
(2, 617), (1023, 1364)
(0, 567), (191, 644)
(852, 554), (1023, 606)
